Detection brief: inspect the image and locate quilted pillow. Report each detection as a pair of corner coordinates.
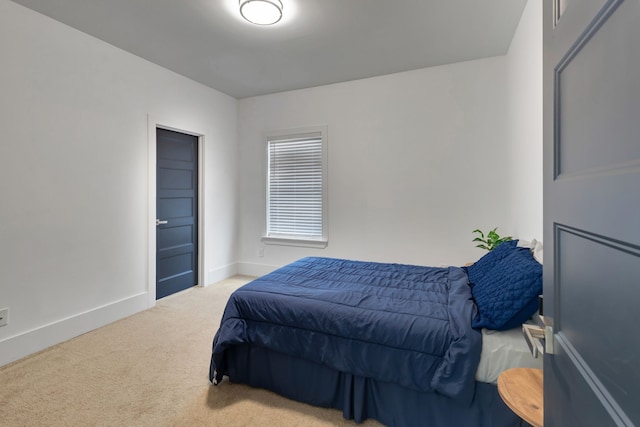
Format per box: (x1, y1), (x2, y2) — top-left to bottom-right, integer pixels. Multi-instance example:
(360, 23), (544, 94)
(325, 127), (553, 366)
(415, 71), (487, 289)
(471, 248), (542, 331)
(467, 240), (518, 285)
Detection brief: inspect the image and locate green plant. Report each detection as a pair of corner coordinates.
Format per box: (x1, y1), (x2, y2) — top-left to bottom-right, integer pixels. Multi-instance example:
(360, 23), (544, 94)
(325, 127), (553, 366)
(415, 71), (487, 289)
(472, 227), (513, 251)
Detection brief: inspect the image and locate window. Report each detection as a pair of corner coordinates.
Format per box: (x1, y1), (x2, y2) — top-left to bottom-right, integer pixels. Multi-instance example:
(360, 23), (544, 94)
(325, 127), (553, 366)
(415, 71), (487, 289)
(262, 127), (328, 248)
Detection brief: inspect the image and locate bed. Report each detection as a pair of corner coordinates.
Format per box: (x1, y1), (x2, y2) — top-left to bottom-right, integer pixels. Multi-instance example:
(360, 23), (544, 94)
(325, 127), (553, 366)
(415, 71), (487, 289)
(209, 241), (543, 427)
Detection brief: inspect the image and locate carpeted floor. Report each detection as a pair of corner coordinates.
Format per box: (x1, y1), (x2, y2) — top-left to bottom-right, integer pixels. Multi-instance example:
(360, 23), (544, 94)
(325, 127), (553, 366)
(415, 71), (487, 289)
(0, 276), (382, 427)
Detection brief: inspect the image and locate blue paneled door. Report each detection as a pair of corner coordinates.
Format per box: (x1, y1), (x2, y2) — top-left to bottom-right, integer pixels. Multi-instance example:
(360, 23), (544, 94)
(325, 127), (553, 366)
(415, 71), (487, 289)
(543, 0), (640, 425)
(156, 128), (198, 299)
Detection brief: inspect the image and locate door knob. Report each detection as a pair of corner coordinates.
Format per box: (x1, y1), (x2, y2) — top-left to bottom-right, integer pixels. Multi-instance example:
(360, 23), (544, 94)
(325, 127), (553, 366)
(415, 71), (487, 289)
(156, 219), (168, 226)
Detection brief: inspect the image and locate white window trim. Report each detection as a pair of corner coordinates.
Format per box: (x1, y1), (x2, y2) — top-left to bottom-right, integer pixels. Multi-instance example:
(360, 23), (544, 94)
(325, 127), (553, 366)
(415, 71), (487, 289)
(261, 126), (328, 248)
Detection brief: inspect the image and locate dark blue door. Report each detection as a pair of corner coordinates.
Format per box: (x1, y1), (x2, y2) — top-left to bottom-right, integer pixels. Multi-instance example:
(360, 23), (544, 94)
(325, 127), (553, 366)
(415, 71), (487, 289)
(543, 0), (640, 425)
(156, 128), (198, 299)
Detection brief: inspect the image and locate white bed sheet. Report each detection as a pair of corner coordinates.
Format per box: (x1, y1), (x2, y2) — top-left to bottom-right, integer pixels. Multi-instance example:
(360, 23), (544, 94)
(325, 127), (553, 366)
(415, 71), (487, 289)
(475, 324), (543, 384)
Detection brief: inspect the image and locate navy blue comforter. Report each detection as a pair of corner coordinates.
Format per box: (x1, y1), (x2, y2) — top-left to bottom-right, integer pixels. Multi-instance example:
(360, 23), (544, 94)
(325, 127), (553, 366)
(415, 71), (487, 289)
(210, 257), (481, 403)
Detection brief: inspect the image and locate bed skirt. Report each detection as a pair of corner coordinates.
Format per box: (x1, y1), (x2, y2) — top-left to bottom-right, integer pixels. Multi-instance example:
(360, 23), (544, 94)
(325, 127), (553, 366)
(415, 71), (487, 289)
(217, 345), (523, 427)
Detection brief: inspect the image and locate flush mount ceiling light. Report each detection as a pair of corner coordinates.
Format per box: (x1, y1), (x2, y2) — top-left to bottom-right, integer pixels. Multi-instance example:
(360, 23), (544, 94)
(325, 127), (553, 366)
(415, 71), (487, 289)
(239, 0), (283, 25)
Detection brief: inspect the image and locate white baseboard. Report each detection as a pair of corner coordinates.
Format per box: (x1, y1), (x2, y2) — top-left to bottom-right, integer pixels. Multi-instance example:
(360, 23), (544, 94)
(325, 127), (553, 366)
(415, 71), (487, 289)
(206, 263), (239, 286)
(0, 292), (149, 368)
(236, 262), (280, 278)
(0, 262), (277, 367)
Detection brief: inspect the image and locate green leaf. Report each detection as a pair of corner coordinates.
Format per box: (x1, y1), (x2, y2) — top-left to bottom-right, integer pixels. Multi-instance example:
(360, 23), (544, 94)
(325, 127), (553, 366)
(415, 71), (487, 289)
(472, 227), (513, 251)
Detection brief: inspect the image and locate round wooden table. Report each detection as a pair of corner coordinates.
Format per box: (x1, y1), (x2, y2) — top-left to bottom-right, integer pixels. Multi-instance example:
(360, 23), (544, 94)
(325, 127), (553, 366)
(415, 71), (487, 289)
(497, 368), (544, 427)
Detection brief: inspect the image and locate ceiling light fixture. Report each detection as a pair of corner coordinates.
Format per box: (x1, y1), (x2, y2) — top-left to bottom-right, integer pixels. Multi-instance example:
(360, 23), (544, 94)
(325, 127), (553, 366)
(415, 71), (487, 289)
(239, 0), (283, 25)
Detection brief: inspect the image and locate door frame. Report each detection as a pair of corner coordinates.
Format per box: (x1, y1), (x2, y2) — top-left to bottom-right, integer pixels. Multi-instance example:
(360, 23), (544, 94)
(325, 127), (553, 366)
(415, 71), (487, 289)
(147, 115), (205, 306)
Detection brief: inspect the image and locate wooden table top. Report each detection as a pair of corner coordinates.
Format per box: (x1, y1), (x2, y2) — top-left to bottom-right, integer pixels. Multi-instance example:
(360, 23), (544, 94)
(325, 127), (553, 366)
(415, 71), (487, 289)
(497, 367), (544, 427)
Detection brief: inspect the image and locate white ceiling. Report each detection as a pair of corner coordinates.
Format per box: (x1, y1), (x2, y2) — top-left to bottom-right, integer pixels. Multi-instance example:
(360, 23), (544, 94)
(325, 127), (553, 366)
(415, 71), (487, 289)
(10, 0), (527, 99)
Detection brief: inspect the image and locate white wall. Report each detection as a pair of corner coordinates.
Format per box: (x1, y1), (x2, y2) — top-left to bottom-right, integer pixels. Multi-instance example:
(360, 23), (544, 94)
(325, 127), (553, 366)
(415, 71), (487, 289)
(507, 0), (543, 241)
(0, 0), (238, 366)
(237, 56), (514, 275)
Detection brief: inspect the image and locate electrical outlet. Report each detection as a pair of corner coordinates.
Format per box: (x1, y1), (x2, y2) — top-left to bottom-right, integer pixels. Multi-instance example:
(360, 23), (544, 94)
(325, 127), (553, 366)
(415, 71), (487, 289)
(0, 308), (8, 327)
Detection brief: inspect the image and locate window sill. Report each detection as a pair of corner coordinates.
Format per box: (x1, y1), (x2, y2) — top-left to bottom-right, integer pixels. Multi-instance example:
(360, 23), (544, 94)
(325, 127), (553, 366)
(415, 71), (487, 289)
(261, 236), (328, 249)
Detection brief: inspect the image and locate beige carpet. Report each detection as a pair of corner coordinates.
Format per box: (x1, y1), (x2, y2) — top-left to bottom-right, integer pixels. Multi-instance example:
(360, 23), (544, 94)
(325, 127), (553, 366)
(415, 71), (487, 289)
(0, 276), (382, 427)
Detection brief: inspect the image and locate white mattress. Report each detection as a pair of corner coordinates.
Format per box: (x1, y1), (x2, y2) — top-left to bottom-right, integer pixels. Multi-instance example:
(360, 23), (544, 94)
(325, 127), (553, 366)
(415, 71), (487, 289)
(475, 324), (543, 384)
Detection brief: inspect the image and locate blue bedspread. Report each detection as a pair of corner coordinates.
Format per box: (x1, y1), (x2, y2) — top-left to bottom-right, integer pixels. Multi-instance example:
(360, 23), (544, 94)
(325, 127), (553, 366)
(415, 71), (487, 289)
(210, 257), (481, 403)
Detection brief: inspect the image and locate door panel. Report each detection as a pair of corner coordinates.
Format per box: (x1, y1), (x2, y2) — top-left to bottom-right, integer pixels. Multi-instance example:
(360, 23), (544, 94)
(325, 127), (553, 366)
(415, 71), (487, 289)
(555, 227), (640, 409)
(158, 197), (193, 218)
(555, 0), (640, 178)
(543, 0), (640, 425)
(158, 169), (194, 189)
(156, 128), (198, 299)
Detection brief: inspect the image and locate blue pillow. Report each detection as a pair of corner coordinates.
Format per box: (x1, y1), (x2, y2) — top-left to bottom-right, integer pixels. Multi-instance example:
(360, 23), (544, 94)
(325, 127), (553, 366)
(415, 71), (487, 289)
(467, 240), (518, 286)
(470, 248), (542, 331)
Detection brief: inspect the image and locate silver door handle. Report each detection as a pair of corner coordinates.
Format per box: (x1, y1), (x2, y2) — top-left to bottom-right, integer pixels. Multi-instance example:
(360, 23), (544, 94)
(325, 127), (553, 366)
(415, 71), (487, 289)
(156, 219), (168, 226)
(522, 314), (555, 357)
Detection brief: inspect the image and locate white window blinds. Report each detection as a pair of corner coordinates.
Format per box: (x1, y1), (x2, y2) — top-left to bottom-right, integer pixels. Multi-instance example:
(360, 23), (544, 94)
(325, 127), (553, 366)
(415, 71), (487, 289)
(266, 130), (326, 242)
